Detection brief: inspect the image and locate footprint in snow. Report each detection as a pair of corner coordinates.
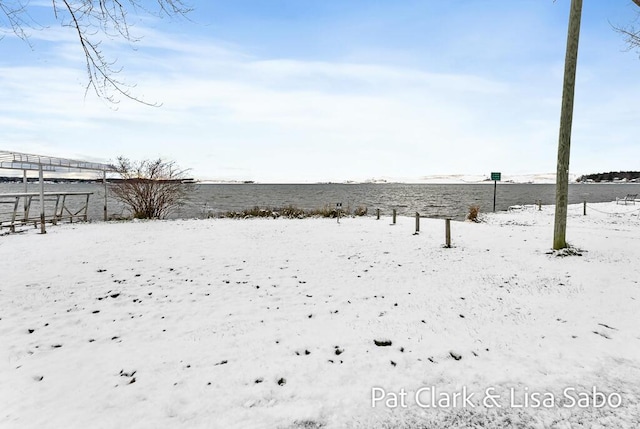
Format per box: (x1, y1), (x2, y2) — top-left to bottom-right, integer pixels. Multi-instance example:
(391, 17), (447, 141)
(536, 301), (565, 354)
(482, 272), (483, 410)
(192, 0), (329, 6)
(593, 331), (611, 340)
(449, 351), (462, 361)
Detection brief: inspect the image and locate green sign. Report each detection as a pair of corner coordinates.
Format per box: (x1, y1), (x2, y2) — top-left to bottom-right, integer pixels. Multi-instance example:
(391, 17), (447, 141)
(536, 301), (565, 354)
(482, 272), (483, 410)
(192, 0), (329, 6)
(491, 172), (501, 181)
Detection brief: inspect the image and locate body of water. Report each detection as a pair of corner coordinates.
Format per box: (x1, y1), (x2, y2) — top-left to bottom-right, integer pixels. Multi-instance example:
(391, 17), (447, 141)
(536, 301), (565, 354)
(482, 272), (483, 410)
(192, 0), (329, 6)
(1, 182), (639, 222)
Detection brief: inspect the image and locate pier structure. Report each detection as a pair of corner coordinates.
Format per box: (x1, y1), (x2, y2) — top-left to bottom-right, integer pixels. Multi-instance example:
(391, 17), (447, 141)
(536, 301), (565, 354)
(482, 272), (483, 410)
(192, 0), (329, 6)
(0, 150), (116, 234)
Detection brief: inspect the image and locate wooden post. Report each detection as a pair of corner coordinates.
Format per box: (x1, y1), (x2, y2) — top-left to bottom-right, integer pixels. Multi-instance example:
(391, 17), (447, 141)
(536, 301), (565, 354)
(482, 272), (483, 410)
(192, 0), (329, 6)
(11, 195), (19, 232)
(53, 195), (61, 225)
(85, 193), (91, 221)
(583, 200), (586, 216)
(553, 0), (582, 250)
(103, 170), (108, 221)
(415, 212), (420, 233)
(376, 208), (380, 220)
(538, 200), (542, 211)
(445, 219), (451, 248)
(25, 196), (32, 222)
(392, 209), (396, 224)
(38, 165), (46, 234)
(23, 170), (28, 220)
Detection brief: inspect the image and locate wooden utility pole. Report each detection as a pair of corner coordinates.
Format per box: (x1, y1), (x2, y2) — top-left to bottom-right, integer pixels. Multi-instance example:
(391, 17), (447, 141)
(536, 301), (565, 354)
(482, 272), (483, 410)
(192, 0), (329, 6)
(553, 0), (582, 250)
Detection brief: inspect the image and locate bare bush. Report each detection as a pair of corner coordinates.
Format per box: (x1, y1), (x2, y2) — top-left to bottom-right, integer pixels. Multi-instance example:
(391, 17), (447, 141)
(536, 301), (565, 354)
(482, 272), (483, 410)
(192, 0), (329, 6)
(467, 205), (480, 222)
(222, 205), (369, 219)
(110, 157), (193, 219)
(354, 206), (368, 216)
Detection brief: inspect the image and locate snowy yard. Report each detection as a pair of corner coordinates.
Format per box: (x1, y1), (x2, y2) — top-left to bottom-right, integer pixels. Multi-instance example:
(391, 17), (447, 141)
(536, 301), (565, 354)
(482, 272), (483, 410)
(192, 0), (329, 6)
(1, 202), (639, 428)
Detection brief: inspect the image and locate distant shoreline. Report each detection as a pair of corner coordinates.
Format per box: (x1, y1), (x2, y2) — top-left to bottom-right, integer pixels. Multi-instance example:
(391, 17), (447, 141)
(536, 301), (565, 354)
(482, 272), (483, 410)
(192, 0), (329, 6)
(2, 177), (640, 185)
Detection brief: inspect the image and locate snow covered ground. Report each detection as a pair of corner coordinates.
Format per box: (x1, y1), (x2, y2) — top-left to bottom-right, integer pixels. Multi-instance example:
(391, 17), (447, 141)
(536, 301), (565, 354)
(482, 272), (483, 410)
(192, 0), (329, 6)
(1, 201), (640, 428)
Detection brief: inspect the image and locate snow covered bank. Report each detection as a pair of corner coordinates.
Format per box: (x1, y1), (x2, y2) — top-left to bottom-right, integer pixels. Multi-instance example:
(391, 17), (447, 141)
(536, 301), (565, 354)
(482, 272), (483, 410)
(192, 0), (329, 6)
(361, 172), (571, 184)
(1, 202), (639, 428)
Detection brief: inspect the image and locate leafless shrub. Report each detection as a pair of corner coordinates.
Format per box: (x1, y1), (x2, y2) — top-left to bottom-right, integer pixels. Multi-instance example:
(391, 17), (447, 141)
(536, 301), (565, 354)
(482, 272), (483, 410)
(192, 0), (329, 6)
(354, 206), (368, 216)
(222, 205), (368, 219)
(467, 205), (480, 222)
(110, 156), (193, 219)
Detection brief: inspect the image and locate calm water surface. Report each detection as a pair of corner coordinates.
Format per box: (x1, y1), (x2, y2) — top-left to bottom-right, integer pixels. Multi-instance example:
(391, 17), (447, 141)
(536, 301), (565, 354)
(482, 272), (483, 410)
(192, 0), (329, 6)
(1, 182), (639, 222)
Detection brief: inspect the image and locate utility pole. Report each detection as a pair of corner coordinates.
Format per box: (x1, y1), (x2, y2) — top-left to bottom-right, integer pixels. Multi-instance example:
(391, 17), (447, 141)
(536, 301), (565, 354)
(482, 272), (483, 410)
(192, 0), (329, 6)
(553, 0), (582, 250)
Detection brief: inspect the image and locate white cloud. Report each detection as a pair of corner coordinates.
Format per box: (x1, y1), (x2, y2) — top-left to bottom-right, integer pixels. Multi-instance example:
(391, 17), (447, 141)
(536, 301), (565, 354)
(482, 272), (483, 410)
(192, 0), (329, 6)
(1, 6), (639, 182)
(0, 45), (560, 181)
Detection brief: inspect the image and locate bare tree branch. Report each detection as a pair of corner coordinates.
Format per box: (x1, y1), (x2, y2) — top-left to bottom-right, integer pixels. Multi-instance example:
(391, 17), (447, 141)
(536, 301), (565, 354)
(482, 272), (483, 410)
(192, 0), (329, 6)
(0, 0), (192, 105)
(612, 0), (640, 56)
(0, 0), (37, 42)
(616, 24), (640, 47)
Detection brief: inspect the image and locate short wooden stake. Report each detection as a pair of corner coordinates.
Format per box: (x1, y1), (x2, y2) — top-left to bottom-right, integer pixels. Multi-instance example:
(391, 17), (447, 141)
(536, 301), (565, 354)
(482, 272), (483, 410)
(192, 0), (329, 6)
(583, 200), (586, 216)
(392, 209), (396, 224)
(537, 200), (542, 211)
(415, 212), (420, 233)
(445, 219), (451, 248)
(376, 208), (380, 220)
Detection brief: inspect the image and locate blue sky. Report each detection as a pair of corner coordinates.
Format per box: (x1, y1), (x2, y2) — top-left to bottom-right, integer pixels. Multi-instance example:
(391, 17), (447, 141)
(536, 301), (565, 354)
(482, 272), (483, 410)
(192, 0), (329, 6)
(1, 0), (639, 182)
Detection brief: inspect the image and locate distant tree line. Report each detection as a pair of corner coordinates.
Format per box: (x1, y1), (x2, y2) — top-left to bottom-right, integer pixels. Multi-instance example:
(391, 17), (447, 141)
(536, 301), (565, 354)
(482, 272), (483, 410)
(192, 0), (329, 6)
(576, 171), (640, 182)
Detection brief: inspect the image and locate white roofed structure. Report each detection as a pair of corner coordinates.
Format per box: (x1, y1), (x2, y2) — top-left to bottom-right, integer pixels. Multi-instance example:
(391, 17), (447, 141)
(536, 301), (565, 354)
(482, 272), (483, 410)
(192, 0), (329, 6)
(0, 150), (117, 233)
(0, 150), (115, 172)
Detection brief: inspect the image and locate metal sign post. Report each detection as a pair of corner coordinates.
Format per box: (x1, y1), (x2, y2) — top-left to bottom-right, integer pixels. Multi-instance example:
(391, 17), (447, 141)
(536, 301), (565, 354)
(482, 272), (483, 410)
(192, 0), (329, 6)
(491, 172), (501, 212)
